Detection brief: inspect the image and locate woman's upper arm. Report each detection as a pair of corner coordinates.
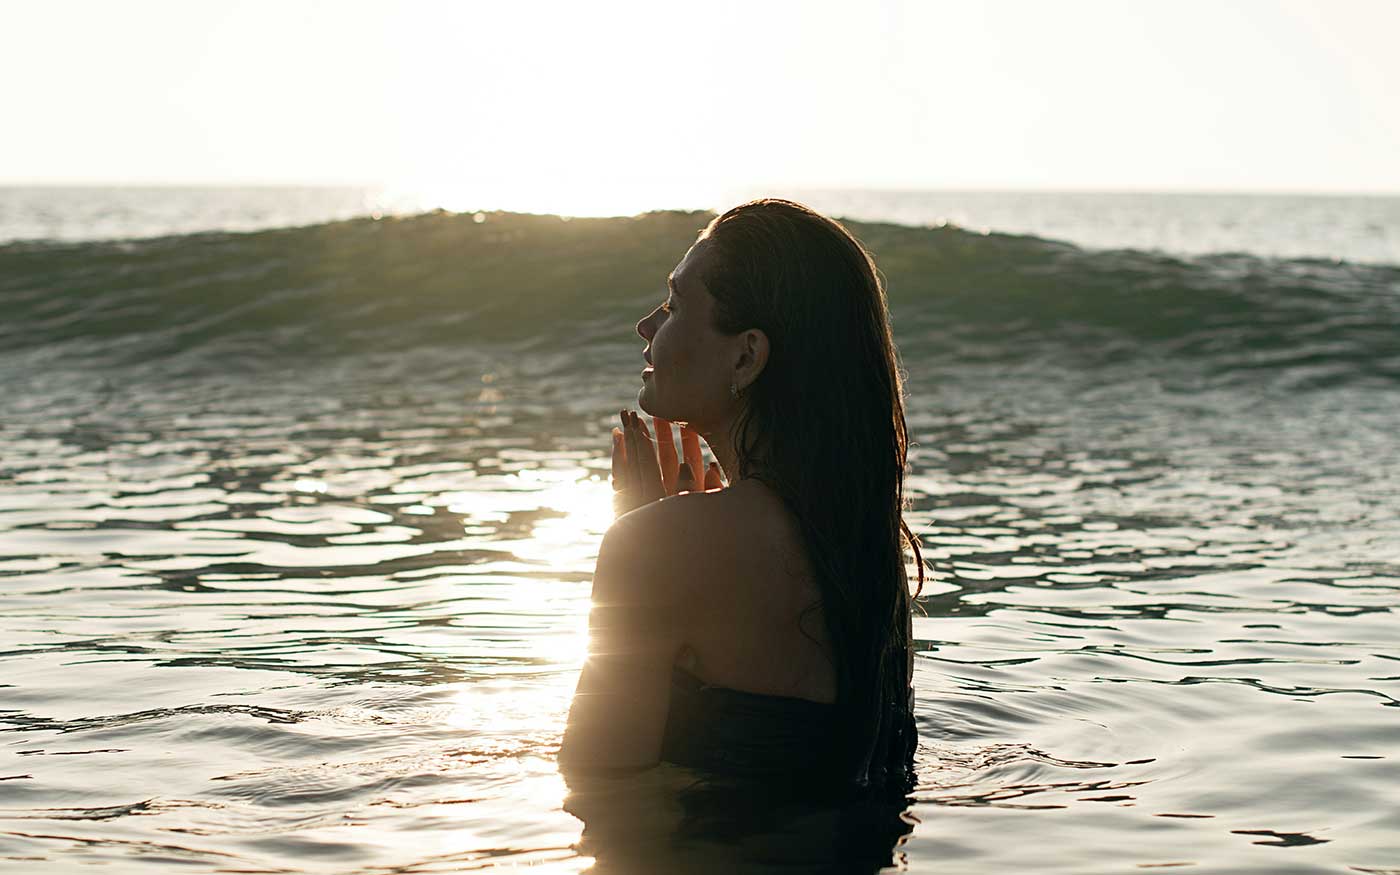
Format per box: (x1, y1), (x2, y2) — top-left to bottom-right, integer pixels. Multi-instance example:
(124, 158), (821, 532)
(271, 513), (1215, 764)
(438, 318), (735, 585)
(559, 507), (688, 772)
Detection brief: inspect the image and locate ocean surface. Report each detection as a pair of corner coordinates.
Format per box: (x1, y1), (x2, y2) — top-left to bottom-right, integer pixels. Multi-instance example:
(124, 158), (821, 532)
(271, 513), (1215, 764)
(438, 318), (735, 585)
(1, 187), (1398, 873)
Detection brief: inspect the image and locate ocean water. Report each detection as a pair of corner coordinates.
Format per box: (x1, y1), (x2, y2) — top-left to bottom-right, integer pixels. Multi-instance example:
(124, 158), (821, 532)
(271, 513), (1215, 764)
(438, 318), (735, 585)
(1, 190), (1398, 873)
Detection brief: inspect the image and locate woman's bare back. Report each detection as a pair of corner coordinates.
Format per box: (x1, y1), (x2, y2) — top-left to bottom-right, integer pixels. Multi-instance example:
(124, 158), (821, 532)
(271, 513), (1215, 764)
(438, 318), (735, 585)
(672, 479), (837, 705)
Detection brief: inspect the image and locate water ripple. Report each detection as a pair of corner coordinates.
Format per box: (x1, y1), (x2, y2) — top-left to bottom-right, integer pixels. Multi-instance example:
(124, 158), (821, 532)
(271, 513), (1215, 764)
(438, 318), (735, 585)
(1, 361), (1396, 872)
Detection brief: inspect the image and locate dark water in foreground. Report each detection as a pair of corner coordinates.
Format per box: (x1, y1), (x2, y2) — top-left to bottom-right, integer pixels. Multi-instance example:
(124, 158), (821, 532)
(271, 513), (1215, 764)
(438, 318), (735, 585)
(1, 210), (1398, 872)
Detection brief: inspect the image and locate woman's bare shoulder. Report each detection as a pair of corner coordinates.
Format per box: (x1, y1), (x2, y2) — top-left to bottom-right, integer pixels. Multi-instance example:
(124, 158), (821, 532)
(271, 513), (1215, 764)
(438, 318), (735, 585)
(602, 483), (777, 593)
(608, 486), (732, 559)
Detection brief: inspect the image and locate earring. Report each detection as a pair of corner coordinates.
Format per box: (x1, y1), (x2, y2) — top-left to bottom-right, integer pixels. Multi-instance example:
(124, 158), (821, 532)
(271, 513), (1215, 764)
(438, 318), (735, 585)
(729, 382), (741, 399)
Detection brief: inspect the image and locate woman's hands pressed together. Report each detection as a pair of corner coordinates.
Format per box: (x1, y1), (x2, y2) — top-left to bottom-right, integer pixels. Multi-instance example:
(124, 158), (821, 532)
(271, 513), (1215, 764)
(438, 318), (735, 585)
(612, 410), (725, 516)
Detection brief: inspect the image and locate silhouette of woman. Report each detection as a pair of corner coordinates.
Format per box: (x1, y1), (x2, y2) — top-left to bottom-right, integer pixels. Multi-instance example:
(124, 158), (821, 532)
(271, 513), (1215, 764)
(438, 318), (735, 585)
(560, 199), (924, 802)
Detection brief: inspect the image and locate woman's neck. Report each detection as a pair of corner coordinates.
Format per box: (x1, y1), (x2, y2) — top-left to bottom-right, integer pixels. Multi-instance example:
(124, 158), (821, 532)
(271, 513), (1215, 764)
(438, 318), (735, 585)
(696, 413), (763, 487)
(697, 420), (738, 485)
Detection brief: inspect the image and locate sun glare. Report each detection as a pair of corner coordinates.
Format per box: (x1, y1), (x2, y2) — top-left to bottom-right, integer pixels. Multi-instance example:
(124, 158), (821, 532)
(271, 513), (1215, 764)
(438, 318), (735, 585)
(444, 470), (616, 567)
(377, 3), (762, 218)
(386, 174), (731, 219)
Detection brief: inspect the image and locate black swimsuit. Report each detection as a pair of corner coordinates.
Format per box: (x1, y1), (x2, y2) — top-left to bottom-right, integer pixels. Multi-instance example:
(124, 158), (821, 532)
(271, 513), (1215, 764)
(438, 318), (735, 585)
(653, 667), (917, 865)
(659, 665), (845, 780)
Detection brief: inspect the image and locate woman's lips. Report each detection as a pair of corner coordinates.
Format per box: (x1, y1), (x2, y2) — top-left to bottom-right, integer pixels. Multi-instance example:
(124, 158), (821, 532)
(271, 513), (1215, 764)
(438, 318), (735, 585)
(642, 366), (654, 378)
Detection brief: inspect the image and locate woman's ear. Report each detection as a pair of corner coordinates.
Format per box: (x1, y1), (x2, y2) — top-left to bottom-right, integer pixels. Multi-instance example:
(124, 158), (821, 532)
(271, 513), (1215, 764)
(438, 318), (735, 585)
(732, 328), (769, 391)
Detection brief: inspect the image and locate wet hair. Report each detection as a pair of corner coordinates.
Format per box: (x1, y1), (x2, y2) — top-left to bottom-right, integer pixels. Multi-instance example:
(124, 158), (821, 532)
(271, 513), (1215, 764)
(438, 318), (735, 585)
(695, 198), (924, 793)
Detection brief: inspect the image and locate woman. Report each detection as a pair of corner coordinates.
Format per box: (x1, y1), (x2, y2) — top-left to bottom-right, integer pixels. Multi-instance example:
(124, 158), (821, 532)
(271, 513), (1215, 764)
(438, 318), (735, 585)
(559, 198), (924, 796)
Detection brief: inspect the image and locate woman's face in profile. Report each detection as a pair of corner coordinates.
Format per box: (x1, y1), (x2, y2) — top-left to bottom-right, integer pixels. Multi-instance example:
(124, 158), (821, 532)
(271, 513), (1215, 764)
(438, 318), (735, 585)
(636, 241), (733, 427)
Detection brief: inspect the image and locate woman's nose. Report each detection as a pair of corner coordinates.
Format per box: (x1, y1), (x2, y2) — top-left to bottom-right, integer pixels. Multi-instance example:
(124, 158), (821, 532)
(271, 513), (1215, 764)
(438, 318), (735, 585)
(637, 311), (655, 341)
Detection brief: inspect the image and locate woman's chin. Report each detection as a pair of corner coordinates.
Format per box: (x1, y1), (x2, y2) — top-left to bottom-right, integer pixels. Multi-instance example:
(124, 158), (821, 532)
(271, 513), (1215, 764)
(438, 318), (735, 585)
(636, 387), (671, 421)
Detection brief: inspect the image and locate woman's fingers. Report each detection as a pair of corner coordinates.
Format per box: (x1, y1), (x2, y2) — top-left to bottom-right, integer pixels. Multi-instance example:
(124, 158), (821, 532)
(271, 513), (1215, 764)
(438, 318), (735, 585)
(620, 411), (660, 509)
(613, 414), (641, 517)
(610, 426), (627, 493)
(653, 417), (678, 494)
(614, 412), (720, 509)
(676, 461), (696, 493)
(622, 412), (645, 511)
(680, 425), (704, 492)
(622, 411), (643, 490)
(630, 414), (668, 504)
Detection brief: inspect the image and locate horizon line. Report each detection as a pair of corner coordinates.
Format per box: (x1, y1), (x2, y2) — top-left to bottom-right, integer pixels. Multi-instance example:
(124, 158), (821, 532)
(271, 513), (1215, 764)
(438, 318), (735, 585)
(2, 181), (1399, 198)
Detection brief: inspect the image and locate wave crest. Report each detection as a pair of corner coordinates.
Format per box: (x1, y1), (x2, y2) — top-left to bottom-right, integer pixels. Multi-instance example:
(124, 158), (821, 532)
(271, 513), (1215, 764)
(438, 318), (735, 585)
(2, 209), (1396, 386)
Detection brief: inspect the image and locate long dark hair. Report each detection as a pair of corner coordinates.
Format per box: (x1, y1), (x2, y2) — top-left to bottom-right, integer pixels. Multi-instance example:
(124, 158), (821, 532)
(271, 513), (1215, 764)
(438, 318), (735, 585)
(696, 198), (924, 793)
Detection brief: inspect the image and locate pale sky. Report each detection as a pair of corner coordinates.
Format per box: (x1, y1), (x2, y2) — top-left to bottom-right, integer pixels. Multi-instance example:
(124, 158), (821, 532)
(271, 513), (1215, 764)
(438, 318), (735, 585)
(4, 0), (1398, 205)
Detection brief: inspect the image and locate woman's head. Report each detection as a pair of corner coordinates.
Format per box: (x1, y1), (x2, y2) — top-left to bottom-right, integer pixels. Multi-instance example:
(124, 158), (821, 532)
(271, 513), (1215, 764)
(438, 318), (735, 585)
(634, 238), (766, 430)
(637, 201), (898, 457)
(640, 198), (924, 791)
